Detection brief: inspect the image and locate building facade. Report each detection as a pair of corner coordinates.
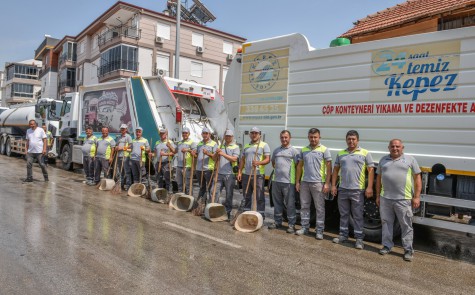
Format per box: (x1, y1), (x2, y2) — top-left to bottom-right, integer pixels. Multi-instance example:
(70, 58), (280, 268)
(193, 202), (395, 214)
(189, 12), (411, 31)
(43, 1), (245, 99)
(35, 36), (60, 100)
(1, 60), (42, 106)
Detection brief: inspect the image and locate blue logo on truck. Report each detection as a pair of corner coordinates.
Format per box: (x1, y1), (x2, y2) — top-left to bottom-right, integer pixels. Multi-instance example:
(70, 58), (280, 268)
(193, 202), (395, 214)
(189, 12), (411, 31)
(249, 52), (280, 91)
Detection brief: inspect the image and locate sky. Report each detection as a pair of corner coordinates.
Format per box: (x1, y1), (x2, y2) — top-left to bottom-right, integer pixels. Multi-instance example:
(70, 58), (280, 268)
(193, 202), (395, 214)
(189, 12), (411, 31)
(0, 0), (406, 68)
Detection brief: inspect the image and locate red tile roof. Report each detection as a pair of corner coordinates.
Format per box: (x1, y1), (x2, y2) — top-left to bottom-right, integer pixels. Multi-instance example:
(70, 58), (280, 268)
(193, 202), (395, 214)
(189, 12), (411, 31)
(341, 0), (475, 37)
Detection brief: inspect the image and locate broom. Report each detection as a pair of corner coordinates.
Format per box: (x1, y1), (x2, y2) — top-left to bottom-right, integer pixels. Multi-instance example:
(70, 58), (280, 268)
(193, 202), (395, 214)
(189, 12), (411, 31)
(192, 152), (207, 216)
(111, 151), (126, 194)
(97, 152), (116, 188)
(230, 139), (260, 225)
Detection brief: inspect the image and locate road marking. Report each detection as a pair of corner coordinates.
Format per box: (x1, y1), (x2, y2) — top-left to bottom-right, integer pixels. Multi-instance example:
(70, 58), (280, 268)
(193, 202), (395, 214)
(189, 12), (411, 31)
(163, 221), (242, 249)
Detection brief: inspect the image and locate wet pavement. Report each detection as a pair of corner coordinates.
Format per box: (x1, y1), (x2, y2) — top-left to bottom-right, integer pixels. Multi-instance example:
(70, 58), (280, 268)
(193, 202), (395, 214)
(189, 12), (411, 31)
(0, 155), (474, 295)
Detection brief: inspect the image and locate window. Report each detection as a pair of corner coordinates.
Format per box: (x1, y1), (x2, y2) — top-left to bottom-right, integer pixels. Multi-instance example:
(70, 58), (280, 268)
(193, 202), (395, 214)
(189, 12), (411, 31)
(11, 83), (34, 98)
(157, 22), (171, 40)
(59, 42), (77, 64)
(157, 54), (170, 76)
(99, 45), (138, 76)
(192, 32), (204, 47)
(6, 65), (38, 80)
(191, 61), (203, 77)
(223, 41), (233, 54)
(59, 68), (76, 88)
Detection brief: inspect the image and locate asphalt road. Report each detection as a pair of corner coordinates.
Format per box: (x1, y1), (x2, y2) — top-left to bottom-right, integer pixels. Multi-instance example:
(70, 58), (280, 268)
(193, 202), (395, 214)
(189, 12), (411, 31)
(0, 155), (474, 295)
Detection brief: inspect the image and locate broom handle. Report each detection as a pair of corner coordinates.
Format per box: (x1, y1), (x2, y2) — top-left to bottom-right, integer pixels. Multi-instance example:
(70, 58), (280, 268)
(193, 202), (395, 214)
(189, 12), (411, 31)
(112, 151), (119, 180)
(189, 152), (195, 195)
(182, 151), (186, 193)
(251, 139), (261, 212)
(211, 157), (220, 203)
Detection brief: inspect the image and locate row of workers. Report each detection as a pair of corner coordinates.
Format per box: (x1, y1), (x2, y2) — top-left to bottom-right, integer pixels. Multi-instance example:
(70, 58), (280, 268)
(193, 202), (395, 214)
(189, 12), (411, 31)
(80, 124), (421, 262)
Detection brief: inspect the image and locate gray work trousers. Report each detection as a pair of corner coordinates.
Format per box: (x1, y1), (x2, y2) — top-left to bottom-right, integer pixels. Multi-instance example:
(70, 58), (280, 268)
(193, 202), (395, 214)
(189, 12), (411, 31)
(176, 166), (192, 195)
(130, 160), (146, 184)
(83, 155), (94, 182)
(300, 182), (325, 232)
(94, 158), (111, 183)
(156, 161), (173, 193)
(242, 174), (266, 216)
(116, 157), (131, 187)
(215, 173), (235, 213)
(26, 153), (48, 180)
(272, 181), (297, 227)
(338, 188), (365, 239)
(196, 170), (213, 202)
(380, 198), (414, 252)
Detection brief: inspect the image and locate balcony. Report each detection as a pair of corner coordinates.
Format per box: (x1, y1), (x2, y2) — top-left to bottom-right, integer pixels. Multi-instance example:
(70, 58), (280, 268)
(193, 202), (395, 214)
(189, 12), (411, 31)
(98, 25), (140, 51)
(58, 56), (76, 69)
(98, 59), (138, 83)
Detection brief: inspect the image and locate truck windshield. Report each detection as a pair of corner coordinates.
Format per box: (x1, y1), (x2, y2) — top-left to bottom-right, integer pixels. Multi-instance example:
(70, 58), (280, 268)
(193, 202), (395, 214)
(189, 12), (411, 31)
(60, 101), (71, 117)
(48, 101), (63, 120)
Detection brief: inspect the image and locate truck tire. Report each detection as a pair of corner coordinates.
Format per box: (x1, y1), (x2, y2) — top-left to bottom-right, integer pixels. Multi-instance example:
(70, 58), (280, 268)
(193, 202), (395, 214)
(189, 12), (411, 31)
(61, 144), (73, 171)
(5, 138), (12, 157)
(0, 136), (5, 155)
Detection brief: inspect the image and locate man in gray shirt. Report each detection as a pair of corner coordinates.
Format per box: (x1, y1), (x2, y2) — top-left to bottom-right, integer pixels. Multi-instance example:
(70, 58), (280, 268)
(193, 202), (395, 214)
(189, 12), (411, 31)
(214, 129), (240, 219)
(93, 127), (116, 185)
(115, 124), (133, 190)
(331, 130), (374, 249)
(269, 130), (299, 233)
(296, 128), (332, 238)
(174, 127), (197, 194)
(376, 139), (422, 262)
(150, 128), (176, 193)
(81, 126), (97, 185)
(192, 127), (217, 203)
(126, 127), (150, 184)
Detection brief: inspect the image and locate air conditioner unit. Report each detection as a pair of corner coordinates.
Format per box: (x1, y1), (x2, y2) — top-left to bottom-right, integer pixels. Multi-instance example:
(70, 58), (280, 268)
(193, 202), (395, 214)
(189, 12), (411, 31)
(155, 36), (164, 44)
(226, 54), (233, 61)
(157, 69), (166, 76)
(196, 46), (204, 53)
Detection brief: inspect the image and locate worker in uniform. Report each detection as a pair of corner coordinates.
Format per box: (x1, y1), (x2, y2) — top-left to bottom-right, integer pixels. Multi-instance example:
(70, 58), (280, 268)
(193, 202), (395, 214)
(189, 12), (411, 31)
(376, 139), (422, 262)
(81, 126), (97, 185)
(24, 119), (48, 182)
(192, 127), (217, 204)
(214, 129), (240, 220)
(116, 124), (133, 190)
(42, 123), (53, 166)
(331, 130), (374, 249)
(295, 128), (332, 238)
(174, 127), (196, 195)
(269, 130), (299, 233)
(127, 127), (150, 184)
(237, 127), (271, 218)
(150, 128), (176, 193)
(93, 126), (116, 185)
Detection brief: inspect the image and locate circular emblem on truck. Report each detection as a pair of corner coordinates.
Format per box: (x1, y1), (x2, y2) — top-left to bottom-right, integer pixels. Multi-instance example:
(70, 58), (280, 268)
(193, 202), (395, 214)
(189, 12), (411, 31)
(249, 52), (280, 91)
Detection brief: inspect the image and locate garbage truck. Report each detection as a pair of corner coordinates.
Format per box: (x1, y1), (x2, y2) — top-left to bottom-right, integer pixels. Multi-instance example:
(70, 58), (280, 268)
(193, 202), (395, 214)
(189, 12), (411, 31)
(223, 26), (475, 240)
(0, 98), (62, 158)
(57, 76), (231, 170)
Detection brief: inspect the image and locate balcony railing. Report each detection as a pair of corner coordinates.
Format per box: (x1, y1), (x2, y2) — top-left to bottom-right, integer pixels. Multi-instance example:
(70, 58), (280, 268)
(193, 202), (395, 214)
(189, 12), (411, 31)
(98, 59), (138, 77)
(98, 25), (140, 46)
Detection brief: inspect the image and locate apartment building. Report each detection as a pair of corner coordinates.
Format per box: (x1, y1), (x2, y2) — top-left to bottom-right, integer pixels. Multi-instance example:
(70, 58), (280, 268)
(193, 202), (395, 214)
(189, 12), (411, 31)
(34, 36), (60, 99)
(45, 1), (245, 99)
(1, 59), (42, 106)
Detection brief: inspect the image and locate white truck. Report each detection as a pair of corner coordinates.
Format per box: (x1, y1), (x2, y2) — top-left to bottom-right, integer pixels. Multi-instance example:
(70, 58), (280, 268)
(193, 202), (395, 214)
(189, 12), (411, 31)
(57, 76), (231, 170)
(0, 98), (62, 158)
(224, 27), (475, 240)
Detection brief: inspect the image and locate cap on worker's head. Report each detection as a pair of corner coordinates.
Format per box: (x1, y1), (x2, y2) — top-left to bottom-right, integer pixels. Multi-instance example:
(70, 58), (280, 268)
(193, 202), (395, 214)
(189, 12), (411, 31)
(201, 127), (210, 134)
(250, 126), (260, 133)
(120, 124), (128, 129)
(159, 128), (167, 133)
(182, 127), (190, 133)
(225, 129), (234, 136)
(136, 126), (143, 131)
(85, 125), (93, 130)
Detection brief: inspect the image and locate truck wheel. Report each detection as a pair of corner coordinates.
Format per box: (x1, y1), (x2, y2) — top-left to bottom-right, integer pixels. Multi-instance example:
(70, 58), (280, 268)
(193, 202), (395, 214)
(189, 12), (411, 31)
(5, 138), (12, 157)
(0, 136), (5, 155)
(61, 144), (73, 171)
(348, 198), (401, 242)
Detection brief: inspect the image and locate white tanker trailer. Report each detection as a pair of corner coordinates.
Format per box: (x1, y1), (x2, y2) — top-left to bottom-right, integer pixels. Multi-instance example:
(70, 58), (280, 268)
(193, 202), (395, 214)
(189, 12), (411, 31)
(0, 98), (62, 157)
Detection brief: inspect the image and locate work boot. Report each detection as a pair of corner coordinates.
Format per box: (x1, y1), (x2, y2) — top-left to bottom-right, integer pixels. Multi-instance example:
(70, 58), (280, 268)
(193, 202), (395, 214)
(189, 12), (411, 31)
(315, 231), (324, 240)
(267, 223), (282, 230)
(295, 228), (309, 236)
(379, 246), (391, 255)
(403, 250), (413, 262)
(286, 225), (295, 234)
(355, 239), (364, 250)
(44, 176), (49, 182)
(332, 235), (348, 244)
(227, 212), (231, 221)
(23, 178), (33, 183)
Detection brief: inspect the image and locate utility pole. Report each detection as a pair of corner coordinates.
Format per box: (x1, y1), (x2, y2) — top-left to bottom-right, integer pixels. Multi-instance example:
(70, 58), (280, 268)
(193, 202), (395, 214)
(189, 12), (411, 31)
(174, 0), (181, 79)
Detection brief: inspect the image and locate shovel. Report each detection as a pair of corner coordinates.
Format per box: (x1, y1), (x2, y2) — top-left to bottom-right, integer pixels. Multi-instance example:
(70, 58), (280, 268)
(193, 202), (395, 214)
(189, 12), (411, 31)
(235, 140), (263, 233)
(170, 152), (195, 211)
(205, 139), (227, 222)
(151, 154), (168, 203)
